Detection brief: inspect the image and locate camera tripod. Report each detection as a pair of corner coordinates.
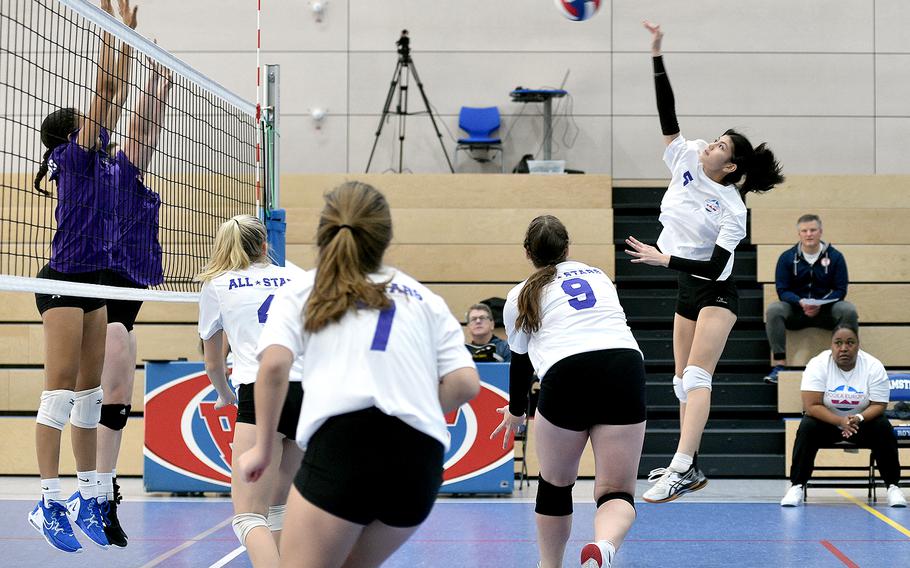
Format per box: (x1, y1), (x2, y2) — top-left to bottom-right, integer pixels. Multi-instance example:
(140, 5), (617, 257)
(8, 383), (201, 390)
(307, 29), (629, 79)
(365, 31), (454, 173)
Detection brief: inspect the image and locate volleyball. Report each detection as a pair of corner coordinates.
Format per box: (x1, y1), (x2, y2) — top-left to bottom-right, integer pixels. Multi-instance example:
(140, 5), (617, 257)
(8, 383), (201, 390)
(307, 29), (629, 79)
(554, 0), (602, 22)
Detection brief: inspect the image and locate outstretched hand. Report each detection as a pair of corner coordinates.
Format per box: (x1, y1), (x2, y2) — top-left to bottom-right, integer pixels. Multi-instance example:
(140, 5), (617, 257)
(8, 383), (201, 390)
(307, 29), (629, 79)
(490, 405), (525, 450)
(117, 0), (138, 30)
(643, 20), (663, 56)
(625, 236), (669, 267)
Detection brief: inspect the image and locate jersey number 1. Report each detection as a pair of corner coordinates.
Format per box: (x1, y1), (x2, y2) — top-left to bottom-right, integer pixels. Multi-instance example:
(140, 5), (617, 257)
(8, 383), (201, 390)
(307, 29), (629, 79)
(370, 301), (396, 351)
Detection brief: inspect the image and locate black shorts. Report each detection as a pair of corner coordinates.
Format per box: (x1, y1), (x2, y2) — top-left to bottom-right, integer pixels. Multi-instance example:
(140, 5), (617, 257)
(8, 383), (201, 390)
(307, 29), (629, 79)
(34, 264), (105, 315)
(537, 348), (647, 431)
(101, 270), (145, 332)
(294, 407), (444, 528)
(675, 273), (739, 321)
(236, 382), (303, 440)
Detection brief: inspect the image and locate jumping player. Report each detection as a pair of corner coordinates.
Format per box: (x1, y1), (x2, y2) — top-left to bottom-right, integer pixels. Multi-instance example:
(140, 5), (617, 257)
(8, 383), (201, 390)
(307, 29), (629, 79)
(237, 181), (480, 568)
(492, 215), (646, 568)
(97, 50), (173, 549)
(625, 21), (784, 503)
(28, 0), (139, 553)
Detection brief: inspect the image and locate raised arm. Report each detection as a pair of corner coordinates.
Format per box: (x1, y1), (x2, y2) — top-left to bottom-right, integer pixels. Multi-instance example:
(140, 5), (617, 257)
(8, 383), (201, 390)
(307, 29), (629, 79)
(102, 1), (139, 134)
(77, 0), (138, 150)
(644, 21), (679, 146)
(124, 57), (171, 172)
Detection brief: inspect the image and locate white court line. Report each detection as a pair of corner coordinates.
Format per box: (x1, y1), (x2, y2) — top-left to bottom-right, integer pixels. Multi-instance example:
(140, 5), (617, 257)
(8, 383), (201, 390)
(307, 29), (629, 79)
(209, 545), (246, 568)
(138, 516), (233, 568)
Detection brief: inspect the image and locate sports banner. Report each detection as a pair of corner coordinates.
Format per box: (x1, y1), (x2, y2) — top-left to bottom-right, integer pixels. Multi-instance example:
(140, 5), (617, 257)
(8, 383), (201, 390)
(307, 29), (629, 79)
(144, 361), (514, 494)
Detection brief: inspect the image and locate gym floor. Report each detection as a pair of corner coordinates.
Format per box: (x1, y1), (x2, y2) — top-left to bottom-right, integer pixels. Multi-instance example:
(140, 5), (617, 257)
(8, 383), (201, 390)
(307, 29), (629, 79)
(2, 477), (907, 567)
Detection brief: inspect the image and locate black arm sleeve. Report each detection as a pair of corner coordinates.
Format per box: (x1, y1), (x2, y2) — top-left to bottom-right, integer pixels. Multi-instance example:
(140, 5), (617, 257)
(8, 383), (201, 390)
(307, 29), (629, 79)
(653, 56), (680, 136)
(667, 244), (732, 280)
(508, 351), (535, 417)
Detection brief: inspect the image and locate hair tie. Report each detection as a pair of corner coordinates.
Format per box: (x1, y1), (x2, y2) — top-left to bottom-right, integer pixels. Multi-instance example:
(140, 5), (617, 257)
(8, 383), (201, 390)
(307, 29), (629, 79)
(338, 224), (353, 231)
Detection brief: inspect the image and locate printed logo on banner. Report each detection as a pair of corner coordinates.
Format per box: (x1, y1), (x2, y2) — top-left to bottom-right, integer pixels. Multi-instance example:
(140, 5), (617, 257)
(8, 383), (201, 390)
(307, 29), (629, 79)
(442, 382), (513, 486)
(144, 370), (237, 488)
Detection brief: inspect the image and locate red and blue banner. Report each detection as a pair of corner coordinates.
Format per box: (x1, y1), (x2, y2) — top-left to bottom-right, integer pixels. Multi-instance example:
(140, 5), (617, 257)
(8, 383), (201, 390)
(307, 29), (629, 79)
(144, 361), (514, 494)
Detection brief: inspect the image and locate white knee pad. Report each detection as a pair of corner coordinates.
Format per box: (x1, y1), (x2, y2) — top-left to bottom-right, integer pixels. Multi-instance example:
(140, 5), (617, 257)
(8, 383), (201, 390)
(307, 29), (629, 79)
(70, 386), (103, 429)
(232, 513), (269, 546)
(672, 376), (687, 403)
(267, 504), (286, 532)
(37, 389), (75, 430)
(682, 365), (712, 393)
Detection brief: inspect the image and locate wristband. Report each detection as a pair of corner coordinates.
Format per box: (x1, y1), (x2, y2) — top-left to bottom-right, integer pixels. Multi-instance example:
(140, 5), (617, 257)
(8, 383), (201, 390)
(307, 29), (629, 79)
(855, 414), (864, 423)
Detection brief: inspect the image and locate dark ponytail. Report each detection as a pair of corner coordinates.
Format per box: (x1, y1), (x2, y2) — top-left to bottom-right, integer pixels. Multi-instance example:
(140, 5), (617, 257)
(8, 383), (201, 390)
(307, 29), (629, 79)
(515, 215), (569, 334)
(33, 107), (78, 195)
(722, 128), (785, 195)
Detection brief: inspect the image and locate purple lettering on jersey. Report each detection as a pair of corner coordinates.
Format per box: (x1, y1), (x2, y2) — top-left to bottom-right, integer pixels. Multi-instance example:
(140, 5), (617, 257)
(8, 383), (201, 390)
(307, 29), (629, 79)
(370, 301), (397, 351)
(48, 128), (117, 273)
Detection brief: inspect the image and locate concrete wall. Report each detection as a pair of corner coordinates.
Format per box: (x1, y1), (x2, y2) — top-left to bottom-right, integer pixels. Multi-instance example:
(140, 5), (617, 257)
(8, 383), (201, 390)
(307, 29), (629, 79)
(14, 0), (910, 177)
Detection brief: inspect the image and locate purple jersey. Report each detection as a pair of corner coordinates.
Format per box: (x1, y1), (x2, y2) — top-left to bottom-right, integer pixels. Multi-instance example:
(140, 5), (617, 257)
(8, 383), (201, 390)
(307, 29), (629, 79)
(112, 152), (163, 286)
(47, 128), (117, 273)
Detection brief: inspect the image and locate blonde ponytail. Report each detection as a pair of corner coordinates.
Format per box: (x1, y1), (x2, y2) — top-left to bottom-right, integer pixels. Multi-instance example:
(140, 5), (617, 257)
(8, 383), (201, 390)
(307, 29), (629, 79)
(196, 215), (268, 282)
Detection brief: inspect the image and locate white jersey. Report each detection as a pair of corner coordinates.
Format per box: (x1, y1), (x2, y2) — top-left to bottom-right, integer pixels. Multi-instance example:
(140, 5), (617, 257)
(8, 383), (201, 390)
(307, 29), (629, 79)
(801, 349), (890, 416)
(256, 266), (475, 450)
(198, 262), (307, 386)
(503, 260), (641, 380)
(657, 135), (747, 281)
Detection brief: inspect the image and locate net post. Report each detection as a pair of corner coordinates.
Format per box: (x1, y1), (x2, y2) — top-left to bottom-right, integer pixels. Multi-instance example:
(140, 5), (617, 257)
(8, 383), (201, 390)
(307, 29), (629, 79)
(263, 64), (285, 266)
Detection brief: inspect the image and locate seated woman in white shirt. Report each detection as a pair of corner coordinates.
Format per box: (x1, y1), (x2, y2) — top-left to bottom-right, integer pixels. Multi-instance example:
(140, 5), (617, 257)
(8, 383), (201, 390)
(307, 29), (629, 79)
(781, 323), (907, 508)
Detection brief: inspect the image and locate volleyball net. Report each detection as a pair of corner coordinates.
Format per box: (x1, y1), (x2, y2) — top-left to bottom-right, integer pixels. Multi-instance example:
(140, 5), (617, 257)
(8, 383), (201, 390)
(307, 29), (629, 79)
(0, 0), (261, 301)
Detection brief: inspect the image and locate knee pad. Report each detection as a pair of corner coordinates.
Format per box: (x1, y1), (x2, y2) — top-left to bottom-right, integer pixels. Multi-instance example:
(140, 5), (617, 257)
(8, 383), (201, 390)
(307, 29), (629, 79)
(232, 513), (269, 546)
(36, 389), (75, 431)
(672, 376), (687, 403)
(682, 366), (712, 393)
(99, 403), (131, 431)
(535, 476), (574, 516)
(70, 386), (103, 429)
(267, 504), (286, 532)
(596, 491), (635, 512)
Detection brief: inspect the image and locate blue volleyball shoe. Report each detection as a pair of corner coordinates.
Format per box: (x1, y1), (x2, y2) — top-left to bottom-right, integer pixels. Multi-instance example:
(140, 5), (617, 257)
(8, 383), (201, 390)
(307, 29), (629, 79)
(65, 492), (109, 549)
(28, 499), (82, 553)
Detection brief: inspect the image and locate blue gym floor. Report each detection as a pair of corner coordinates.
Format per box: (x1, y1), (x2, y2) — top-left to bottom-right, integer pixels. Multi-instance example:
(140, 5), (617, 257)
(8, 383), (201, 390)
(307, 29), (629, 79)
(3, 484), (909, 567)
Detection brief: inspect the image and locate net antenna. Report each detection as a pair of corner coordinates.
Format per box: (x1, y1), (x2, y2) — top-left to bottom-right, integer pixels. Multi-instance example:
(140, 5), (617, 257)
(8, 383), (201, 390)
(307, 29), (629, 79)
(261, 64), (286, 267)
(365, 30), (454, 173)
(0, 0), (259, 302)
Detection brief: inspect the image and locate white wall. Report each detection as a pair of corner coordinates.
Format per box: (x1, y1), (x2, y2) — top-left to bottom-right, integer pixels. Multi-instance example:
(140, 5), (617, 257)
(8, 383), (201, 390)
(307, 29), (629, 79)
(67, 0), (910, 176)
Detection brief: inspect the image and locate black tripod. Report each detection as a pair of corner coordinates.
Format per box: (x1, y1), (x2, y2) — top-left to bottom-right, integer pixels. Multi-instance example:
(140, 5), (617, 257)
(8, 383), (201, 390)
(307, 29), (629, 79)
(365, 30), (454, 173)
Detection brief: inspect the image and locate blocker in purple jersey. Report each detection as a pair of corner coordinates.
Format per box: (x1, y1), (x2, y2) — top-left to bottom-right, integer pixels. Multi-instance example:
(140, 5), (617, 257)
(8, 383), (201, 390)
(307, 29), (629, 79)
(112, 152), (163, 286)
(47, 128), (117, 274)
(554, 0), (602, 22)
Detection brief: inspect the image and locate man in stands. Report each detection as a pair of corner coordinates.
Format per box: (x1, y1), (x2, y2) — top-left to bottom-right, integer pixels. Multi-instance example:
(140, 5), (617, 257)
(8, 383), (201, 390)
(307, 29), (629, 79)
(764, 214), (858, 384)
(464, 303), (511, 362)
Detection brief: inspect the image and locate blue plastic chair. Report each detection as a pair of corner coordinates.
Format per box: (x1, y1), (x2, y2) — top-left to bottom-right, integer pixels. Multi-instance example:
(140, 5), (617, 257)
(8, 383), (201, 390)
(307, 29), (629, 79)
(454, 106), (503, 172)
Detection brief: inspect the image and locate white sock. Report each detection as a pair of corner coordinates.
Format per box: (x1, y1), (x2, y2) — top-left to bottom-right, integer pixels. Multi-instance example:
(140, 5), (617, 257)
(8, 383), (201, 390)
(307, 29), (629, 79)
(77, 470), (97, 499)
(41, 478), (61, 506)
(98, 472), (114, 502)
(669, 452), (693, 473)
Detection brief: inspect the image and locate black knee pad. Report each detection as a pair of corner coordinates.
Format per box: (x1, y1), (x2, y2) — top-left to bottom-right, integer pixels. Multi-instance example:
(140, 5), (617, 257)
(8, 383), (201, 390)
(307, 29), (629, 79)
(535, 476), (574, 516)
(596, 491), (635, 512)
(99, 404), (131, 431)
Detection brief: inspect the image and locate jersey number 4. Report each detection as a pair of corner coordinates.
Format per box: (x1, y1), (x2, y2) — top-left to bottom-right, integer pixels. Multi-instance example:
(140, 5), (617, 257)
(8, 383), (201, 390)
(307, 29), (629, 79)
(561, 278), (596, 310)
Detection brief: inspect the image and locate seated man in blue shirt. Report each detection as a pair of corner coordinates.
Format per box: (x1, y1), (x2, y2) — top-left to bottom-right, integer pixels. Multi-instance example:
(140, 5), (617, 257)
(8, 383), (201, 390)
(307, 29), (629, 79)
(464, 303), (511, 362)
(764, 214), (858, 384)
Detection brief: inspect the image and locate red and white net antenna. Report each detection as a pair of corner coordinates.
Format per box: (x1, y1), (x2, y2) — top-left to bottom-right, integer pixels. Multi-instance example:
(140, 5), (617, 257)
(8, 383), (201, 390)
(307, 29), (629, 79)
(255, 0), (263, 218)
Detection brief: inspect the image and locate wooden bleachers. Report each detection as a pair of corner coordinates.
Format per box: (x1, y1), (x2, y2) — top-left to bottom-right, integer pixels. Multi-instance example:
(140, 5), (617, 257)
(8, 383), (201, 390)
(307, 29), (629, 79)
(0, 173), (612, 476)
